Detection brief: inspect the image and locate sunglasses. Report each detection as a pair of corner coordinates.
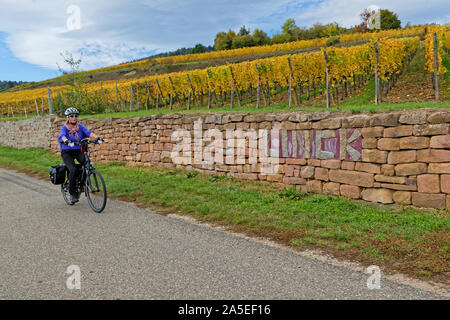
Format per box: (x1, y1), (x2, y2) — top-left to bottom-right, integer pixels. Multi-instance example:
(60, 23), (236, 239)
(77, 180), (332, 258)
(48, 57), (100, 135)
(69, 114), (78, 118)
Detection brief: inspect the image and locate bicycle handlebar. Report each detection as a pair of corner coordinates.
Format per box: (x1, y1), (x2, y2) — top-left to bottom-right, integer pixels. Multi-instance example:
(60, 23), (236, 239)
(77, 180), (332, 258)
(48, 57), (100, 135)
(65, 138), (103, 147)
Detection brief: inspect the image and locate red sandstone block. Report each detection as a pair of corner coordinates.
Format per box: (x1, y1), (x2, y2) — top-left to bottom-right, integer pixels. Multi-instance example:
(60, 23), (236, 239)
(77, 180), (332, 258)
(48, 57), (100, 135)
(380, 183), (417, 191)
(387, 150), (417, 164)
(362, 149), (387, 164)
(413, 124), (449, 136)
(361, 188), (394, 204)
(394, 163), (427, 176)
(315, 167), (329, 181)
(329, 170), (374, 187)
(340, 184), (361, 199)
(441, 175), (450, 194)
(266, 174), (283, 182)
(301, 166), (315, 179)
(412, 193), (446, 209)
(417, 174), (440, 193)
(430, 135), (450, 149)
(417, 149), (450, 163)
(355, 162), (381, 174)
(137, 144), (149, 152)
(399, 137), (429, 149)
(428, 163), (450, 174)
(321, 159), (341, 169)
(393, 191), (411, 205)
(283, 177), (307, 185)
(285, 158), (307, 165)
(306, 180), (323, 194)
(341, 161), (355, 171)
(284, 165), (297, 177)
(308, 159), (321, 166)
(381, 164), (395, 176)
(361, 127), (384, 138)
(323, 182), (340, 196)
(377, 138), (400, 151)
(383, 126), (412, 138)
(362, 138), (378, 149)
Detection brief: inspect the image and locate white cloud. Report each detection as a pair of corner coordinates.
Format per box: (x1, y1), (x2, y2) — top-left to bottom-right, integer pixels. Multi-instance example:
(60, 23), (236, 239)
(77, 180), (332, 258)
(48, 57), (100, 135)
(0, 0), (448, 72)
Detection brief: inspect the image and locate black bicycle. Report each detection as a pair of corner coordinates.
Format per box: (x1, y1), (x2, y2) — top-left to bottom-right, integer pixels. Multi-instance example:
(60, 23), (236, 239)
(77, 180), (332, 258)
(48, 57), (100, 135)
(61, 138), (107, 213)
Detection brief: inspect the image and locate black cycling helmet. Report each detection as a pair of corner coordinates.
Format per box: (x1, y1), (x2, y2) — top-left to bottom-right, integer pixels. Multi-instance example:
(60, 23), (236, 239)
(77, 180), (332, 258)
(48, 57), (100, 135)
(64, 107), (79, 116)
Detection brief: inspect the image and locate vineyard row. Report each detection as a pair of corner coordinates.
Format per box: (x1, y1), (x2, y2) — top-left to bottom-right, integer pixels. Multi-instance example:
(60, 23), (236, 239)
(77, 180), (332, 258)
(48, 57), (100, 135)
(0, 37), (420, 117)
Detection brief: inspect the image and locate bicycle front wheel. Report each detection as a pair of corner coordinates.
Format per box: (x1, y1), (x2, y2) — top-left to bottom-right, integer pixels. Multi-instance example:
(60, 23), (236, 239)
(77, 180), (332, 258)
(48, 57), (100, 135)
(85, 169), (107, 213)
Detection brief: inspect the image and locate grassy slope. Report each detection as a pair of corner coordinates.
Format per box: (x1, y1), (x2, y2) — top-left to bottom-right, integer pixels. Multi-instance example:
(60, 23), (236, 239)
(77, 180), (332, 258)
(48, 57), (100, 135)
(0, 146), (448, 283)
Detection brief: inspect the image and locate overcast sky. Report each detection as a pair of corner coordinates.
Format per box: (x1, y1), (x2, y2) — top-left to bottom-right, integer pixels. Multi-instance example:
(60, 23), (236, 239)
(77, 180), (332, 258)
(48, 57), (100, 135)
(0, 0), (448, 82)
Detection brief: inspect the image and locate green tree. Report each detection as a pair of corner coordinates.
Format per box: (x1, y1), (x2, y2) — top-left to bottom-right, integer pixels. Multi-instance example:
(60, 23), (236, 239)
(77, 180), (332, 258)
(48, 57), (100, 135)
(238, 25), (250, 36)
(231, 34), (256, 49)
(380, 9), (401, 30)
(192, 43), (207, 54)
(271, 33), (291, 44)
(214, 30), (236, 50)
(282, 18), (297, 38)
(252, 28), (270, 46)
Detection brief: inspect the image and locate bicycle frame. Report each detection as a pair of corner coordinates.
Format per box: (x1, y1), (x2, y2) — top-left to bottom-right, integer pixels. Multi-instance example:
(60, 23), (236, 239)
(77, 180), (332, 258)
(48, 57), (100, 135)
(76, 139), (100, 195)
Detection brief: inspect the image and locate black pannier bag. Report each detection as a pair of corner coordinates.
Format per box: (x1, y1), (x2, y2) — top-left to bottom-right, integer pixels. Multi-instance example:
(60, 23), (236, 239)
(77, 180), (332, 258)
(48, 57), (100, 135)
(49, 164), (67, 185)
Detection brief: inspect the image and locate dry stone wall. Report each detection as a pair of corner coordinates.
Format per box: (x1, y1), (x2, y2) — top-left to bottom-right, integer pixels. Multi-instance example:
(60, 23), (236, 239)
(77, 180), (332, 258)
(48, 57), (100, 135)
(0, 110), (448, 209)
(0, 115), (54, 149)
(46, 109), (450, 209)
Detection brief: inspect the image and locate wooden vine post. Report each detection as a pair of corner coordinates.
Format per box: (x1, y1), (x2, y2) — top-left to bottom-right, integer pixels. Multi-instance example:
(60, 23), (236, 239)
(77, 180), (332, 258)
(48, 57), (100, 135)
(168, 76), (176, 110)
(255, 64), (261, 108)
(115, 82), (119, 110)
(229, 66), (241, 107)
(374, 42), (380, 105)
(155, 79), (164, 109)
(145, 81), (149, 110)
(136, 83), (139, 110)
(433, 32), (440, 100)
(206, 70), (212, 109)
(47, 88), (53, 114)
(287, 57), (293, 107)
(324, 50), (330, 108)
(187, 74), (195, 110)
(129, 84), (133, 111)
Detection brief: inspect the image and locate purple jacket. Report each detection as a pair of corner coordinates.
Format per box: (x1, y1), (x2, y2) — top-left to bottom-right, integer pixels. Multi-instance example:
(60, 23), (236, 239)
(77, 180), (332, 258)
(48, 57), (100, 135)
(57, 123), (92, 150)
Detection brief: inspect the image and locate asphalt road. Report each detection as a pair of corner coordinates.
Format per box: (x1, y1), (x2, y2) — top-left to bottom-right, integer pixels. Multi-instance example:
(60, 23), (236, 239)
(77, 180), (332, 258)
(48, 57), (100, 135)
(0, 167), (448, 300)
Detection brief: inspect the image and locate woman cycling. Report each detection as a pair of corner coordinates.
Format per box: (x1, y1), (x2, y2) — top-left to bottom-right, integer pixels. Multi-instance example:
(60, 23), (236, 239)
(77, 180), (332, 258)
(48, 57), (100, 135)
(57, 107), (102, 204)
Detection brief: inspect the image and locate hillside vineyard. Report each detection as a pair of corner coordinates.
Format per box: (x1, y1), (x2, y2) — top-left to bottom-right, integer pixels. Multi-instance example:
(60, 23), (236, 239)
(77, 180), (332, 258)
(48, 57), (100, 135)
(0, 37), (420, 115)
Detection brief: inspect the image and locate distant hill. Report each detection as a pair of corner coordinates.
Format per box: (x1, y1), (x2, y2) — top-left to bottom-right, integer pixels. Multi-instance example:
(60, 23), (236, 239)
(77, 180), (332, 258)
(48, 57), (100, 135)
(0, 81), (31, 92)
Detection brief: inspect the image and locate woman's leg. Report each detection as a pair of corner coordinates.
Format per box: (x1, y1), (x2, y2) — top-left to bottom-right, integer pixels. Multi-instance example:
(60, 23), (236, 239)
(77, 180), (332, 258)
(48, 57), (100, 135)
(75, 151), (86, 167)
(61, 151), (78, 196)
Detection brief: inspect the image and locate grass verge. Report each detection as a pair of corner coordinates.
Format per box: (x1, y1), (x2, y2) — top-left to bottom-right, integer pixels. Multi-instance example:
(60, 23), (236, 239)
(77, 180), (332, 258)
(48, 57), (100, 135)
(0, 145), (448, 284)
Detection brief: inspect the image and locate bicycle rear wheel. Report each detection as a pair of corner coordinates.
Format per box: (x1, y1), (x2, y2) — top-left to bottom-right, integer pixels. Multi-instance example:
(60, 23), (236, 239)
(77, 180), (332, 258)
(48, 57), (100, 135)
(85, 169), (107, 213)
